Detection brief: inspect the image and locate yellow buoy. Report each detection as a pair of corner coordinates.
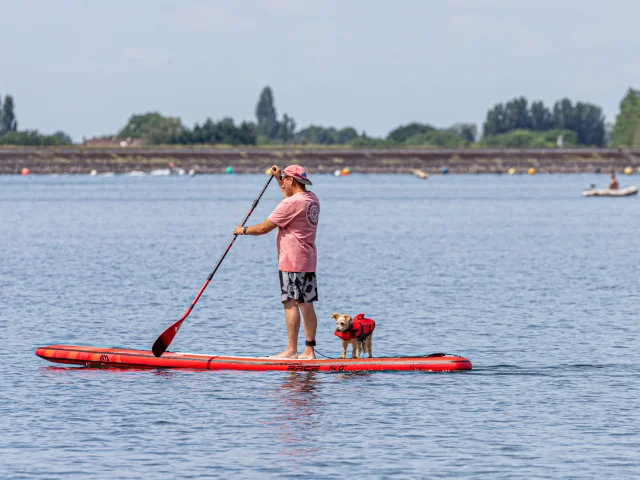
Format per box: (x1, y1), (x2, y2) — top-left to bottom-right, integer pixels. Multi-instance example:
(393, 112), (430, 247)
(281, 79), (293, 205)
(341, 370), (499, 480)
(508, 168), (516, 175)
(624, 166), (633, 175)
(528, 168), (536, 175)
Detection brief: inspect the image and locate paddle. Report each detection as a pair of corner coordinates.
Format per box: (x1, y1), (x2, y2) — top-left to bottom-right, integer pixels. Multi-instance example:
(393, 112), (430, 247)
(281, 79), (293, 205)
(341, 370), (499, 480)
(152, 170), (276, 357)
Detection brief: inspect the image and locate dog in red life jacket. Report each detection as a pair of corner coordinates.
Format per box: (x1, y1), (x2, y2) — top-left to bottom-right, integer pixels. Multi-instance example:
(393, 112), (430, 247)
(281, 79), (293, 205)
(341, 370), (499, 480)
(332, 313), (375, 359)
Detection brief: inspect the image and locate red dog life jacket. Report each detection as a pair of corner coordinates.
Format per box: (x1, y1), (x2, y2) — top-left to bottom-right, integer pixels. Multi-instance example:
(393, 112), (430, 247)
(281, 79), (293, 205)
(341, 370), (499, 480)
(334, 313), (375, 341)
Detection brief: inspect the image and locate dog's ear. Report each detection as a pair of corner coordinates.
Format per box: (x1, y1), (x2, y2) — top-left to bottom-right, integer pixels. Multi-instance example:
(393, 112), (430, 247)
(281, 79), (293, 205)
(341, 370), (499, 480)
(331, 313), (340, 320)
(344, 315), (352, 322)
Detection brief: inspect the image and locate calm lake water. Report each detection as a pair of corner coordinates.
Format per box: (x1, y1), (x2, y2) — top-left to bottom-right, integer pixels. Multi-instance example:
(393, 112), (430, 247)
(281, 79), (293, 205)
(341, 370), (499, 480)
(1, 173), (639, 479)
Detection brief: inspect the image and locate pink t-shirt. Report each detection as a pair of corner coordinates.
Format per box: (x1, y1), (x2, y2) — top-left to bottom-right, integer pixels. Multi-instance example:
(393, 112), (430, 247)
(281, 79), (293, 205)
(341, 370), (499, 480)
(268, 191), (320, 272)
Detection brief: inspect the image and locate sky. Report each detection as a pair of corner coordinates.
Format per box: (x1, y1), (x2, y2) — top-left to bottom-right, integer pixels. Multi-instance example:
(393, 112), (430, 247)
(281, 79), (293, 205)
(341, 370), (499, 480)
(1, 0), (639, 141)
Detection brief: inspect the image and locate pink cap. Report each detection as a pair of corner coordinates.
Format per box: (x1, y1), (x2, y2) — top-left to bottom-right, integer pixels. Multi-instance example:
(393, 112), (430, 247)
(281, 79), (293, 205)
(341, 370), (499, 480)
(283, 164), (312, 185)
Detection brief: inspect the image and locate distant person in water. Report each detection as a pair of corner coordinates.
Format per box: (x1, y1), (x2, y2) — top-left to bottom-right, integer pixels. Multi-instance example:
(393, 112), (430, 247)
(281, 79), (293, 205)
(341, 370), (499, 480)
(609, 172), (619, 190)
(233, 165), (320, 359)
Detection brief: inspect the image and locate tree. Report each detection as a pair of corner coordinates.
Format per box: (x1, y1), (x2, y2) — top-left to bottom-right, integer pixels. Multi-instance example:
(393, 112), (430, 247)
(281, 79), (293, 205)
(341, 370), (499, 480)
(504, 97), (531, 131)
(552, 98), (575, 132)
(483, 103), (507, 137)
(1, 95), (18, 135)
(0, 130), (72, 146)
(53, 131), (73, 144)
(447, 123), (477, 143)
(255, 86), (280, 139)
(552, 99), (605, 146)
(118, 112), (184, 144)
(483, 98), (531, 137)
(530, 101), (553, 131)
(336, 127), (358, 144)
(386, 123), (435, 144)
(483, 96), (605, 146)
(276, 113), (296, 143)
(574, 102), (605, 146)
(611, 88), (640, 147)
(348, 134), (385, 147)
(238, 121), (257, 145)
(295, 125), (338, 144)
(173, 117), (256, 146)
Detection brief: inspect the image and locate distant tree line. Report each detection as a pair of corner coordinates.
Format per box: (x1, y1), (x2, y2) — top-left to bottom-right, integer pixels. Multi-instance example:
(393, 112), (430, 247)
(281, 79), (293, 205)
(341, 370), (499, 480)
(111, 87), (623, 148)
(2, 86), (640, 148)
(482, 96), (606, 147)
(0, 94), (73, 146)
(116, 113), (256, 145)
(111, 86), (479, 147)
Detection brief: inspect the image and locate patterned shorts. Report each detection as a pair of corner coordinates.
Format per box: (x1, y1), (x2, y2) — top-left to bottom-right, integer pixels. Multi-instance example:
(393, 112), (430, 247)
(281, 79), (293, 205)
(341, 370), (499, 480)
(279, 271), (318, 303)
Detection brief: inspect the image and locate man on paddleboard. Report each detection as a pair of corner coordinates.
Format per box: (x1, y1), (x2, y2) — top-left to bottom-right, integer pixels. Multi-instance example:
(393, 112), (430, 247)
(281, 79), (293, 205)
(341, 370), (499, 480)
(234, 165), (320, 359)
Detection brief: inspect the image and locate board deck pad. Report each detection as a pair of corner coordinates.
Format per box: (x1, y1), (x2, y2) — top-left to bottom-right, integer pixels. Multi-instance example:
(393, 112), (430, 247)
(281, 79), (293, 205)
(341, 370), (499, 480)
(35, 345), (472, 372)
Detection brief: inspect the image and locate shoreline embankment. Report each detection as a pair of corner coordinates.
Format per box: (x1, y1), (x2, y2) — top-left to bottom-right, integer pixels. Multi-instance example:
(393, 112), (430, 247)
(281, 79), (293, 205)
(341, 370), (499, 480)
(1, 147), (639, 174)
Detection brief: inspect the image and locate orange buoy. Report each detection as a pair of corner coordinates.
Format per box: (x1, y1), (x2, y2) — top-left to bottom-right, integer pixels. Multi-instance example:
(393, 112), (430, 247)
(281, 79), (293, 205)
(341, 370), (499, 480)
(21, 168), (30, 176)
(341, 167), (350, 176)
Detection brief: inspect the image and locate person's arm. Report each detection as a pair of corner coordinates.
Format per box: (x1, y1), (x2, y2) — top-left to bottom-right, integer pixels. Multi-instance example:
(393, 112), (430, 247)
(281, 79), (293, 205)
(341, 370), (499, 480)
(234, 218), (278, 236)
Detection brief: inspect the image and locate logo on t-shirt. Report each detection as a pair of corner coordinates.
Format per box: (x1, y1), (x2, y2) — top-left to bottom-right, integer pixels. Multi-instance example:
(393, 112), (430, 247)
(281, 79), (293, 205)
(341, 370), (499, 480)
(306, 202), (320, 227)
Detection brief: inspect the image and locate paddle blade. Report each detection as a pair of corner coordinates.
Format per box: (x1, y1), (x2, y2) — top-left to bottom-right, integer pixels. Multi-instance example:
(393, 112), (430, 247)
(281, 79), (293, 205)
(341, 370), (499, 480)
(152, 319), (184, 357)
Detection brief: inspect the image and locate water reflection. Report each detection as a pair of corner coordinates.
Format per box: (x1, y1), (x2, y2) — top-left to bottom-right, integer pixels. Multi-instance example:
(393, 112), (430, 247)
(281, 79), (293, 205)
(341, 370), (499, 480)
(38, 365), (179, 379)
(271, 372), (324, 456)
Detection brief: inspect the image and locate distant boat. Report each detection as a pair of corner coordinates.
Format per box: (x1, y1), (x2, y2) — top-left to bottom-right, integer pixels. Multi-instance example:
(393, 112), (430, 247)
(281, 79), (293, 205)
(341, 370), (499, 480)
(90, 170), (115, 177)
(583, 186), (638, 197)
(150, 167), (185, 176)
(124, 171), (146, 176)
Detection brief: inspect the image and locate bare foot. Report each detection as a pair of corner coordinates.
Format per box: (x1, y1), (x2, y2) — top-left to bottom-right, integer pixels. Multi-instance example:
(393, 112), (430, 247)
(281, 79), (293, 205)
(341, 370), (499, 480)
(270, 349), (298, 359)
(298, 348), (315, 360)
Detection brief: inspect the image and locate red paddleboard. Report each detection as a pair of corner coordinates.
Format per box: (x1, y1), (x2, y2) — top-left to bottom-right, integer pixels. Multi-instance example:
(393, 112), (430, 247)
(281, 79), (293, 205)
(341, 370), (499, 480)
(35, 345), (472, 372)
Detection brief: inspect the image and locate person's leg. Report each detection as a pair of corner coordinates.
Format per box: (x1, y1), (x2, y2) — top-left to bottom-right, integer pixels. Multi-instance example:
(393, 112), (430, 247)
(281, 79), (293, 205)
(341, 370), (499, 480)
(298, 302), (318, 360)
(271, 299), (301, 358)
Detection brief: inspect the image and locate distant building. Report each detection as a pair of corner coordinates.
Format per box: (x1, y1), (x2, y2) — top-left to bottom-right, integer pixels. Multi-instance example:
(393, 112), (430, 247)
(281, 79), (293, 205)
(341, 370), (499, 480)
(84, 137), (143, 147)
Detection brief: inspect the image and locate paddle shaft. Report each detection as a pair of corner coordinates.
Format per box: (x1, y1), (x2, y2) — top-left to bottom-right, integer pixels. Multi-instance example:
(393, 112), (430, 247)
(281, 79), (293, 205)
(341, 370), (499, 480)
(152, 173), (275, 356)
(189, 173), (274, 304)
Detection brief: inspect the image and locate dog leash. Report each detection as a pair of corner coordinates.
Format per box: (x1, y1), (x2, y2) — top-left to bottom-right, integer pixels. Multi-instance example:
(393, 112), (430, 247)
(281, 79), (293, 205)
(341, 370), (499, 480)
(313, 348), (336, 359)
